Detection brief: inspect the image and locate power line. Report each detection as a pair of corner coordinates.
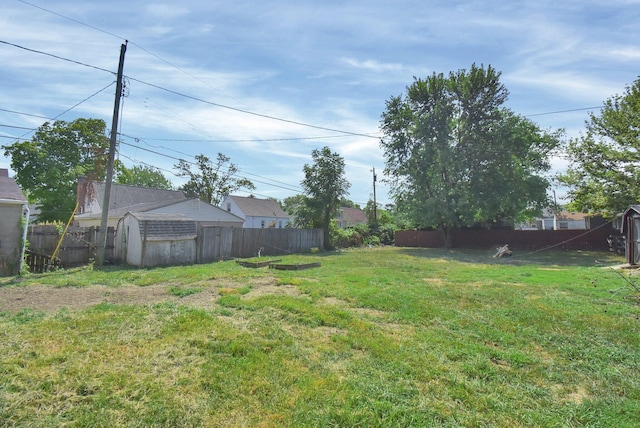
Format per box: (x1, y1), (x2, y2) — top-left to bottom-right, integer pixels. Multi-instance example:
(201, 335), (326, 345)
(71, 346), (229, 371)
(54, 81), (116, 119)
(16, 0), (242, 104)
(130, 134), (360, 144)
(0, 40), (115, 75)
(117, 139), (303, 193)
(525, 106), (603, 117)
(127, 76), (380, 138)
(120, 133), (304, 192)
(0, 108), (52, 120)
(0, 124), (36, 130)
(17, 0), (122, 40)
(2, 38), (379, 139)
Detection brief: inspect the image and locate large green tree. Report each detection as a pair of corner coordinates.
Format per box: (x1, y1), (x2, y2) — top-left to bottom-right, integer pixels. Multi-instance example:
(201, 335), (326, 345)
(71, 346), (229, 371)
(2, 118), (109, 222)
(300, 146), (351, 248)
(380, 64), (561, 247)
(115, 163), (173, 190)
(174, 153), (254, 205)
(558, 77), (640, 217)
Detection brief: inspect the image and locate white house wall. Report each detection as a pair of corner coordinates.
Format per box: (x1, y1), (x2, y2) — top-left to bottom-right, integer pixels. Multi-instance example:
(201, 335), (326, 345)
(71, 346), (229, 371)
(243, 215), (288, 229)
(222, 197), (246, 221)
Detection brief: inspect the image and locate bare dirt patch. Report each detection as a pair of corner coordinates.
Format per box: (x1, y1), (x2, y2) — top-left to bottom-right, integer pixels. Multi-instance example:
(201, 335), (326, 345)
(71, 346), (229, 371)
(0, 277), (281, 314)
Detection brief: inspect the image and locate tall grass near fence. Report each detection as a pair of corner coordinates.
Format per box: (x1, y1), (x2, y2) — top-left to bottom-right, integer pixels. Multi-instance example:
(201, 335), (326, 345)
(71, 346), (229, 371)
(0, 247), (638, 427)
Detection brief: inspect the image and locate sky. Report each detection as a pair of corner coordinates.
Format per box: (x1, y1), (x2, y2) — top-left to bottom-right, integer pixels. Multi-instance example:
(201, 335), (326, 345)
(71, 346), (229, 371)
(1, 0), (639, 208)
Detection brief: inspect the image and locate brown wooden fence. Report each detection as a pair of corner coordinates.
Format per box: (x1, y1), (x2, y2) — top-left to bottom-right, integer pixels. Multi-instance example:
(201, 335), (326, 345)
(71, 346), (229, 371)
(395, 226), (621, 252)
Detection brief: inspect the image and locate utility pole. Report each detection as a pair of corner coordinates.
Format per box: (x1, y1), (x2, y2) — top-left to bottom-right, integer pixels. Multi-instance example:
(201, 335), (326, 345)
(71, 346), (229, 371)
(372, 167), (378, 228)
(96, 41), (127, 265)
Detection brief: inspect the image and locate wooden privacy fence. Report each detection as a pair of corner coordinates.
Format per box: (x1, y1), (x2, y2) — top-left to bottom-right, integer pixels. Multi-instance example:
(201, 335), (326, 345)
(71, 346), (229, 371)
(198, 227), (323, 263)
(28, 225), (322, 269)
(27, 225), (114, 268)
(395, 227), (620, 252)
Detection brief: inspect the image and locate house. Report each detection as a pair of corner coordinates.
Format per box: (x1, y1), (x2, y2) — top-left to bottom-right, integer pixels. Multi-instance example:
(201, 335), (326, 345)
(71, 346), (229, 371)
(75, 177), (187, 228)
(621, 205), (640, 265)
(114, 212), (197, 268)
(0, 168), (29, 276)
(75, 178), (243, 228)
(336, 207), (367, 229)
(540, 210), (589, 230)
(517, 209), (590, 231)
(221, 195), (289, 228)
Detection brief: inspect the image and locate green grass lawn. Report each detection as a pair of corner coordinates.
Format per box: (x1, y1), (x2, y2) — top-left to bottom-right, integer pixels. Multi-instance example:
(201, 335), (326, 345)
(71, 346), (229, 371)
(1, 247), (638, 427)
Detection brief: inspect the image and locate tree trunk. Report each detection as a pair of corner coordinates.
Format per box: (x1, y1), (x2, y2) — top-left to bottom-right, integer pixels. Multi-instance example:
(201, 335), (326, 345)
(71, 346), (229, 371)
(323, 211), (333, 250)
(441, 226), (456, 248)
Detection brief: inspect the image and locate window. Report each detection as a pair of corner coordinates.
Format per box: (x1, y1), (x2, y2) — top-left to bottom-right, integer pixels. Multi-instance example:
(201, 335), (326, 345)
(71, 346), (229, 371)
(226, 203), (231, 212)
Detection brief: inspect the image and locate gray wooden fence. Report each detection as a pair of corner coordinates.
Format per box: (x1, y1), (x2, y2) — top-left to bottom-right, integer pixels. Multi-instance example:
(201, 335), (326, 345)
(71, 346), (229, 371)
(198, 226), (323, 263)
(27, 225), (114, 267)
(27, 225), (323, 268)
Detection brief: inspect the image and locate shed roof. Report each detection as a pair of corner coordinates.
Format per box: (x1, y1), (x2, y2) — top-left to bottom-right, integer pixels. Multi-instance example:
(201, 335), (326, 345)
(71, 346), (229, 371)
(228, 195), (288, 218)
(0, 169), (27, 204)
(621, 205), (640, 233)
(127, 212), (197, 240)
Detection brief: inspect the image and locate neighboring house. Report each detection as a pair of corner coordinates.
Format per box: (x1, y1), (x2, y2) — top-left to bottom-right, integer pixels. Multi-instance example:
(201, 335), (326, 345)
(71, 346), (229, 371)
(621, 205), (640, 265)
(336, 207), (367, 229)
(75, 178), (243, 228)
(75, 177), (187, 228)
(114, 212), (197, 268)
(516, 209), (590, 231)
(0, 168), (29, 276)
(517, 209), (608, 231)
(221, 195), (289, 228)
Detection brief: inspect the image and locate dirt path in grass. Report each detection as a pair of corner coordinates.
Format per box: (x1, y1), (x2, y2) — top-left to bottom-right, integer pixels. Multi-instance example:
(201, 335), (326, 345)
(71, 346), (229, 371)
(0, 278), (299, 314)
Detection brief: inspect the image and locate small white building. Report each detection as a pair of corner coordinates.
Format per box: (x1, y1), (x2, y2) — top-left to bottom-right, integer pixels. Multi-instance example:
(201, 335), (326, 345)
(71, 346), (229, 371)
(221, 195), (290, 228)
(115, 212), (197, 268)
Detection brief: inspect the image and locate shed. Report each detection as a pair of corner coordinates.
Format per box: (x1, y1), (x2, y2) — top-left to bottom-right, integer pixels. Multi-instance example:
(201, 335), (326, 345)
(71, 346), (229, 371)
(115, 212), (197, 268)
(0, 169), (29, 276)
(622, 205), (640, 265)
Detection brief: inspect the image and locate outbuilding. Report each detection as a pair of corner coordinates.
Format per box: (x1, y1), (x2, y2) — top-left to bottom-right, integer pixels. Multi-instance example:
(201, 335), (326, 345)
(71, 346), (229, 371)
(621, 205), (640, 265)
(115, 212), (197, 268)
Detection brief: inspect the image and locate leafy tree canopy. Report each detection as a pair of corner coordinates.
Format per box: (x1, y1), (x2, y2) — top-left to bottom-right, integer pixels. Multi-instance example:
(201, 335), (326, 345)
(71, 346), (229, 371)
(558, 77), (640, 217)
(2, 118), (109, 222)
(174, 153), (255, 205)
(380, 64), (562, 246)
(300, 146), (351, 248)
(115, 163), (173, 190)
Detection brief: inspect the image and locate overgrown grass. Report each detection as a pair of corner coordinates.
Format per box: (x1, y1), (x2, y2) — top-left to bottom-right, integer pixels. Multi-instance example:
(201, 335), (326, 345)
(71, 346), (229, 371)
(1, 247), (638, 427)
